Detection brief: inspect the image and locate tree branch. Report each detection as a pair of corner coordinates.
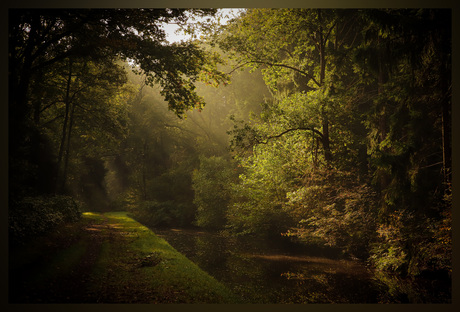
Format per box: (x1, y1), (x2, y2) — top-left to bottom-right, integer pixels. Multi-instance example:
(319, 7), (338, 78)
(228, 60), (321, 88)
(257, 127), (323, 144)
(324, 21), (338, 43)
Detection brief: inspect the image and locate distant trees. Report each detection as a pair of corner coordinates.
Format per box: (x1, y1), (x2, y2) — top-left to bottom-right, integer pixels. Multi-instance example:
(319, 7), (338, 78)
(192, 156), (237, 229)
(108, 54), (270, 228)
(8, 9), (225, 241)
(8, 8), (222, 200)
(107, 70), (200, 223)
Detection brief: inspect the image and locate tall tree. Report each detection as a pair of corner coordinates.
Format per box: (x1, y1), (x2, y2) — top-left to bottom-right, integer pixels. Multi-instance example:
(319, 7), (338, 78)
(30, 57), (132, 196)
(217, 9), (344, 163)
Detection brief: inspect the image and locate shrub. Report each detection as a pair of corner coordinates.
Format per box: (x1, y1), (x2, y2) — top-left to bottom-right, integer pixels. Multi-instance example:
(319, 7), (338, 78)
(192, 156), (237, 230)
(284, 170), (378, 259)
(9, 195), (82, 245)
(129, 200), (191, 228)
(369, 203), (452, 277)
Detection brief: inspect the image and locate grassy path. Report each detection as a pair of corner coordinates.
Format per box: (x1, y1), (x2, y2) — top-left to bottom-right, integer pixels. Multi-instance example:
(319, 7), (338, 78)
(9, 211), (240, 303)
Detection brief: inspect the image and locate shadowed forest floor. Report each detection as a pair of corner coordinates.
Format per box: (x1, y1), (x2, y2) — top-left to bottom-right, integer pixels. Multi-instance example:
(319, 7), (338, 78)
(8, 212), (239, 303)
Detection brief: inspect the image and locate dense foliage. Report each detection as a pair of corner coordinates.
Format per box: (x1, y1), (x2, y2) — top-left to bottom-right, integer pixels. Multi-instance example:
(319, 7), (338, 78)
(192, 156), (237, 229)
(8, 8), (223, 198)
(216, 8), (451, 279)
(9, 195), (82, 245)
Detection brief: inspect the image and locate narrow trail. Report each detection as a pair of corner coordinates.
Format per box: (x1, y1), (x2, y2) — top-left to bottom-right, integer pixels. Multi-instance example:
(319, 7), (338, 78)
(9, 214), (110, 303)
(53, 214), (112, 302)
(9, 212), (238, 304)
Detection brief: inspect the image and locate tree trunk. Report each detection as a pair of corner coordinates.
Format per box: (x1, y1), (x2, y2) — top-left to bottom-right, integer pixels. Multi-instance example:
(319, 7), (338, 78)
(440, 62), (451, 189)
(8, 16), (39, 163)
(142, 140), (148, 200)
(317, 12), (332, 163)
(61, 100), (76, 191)
(376, 36), (390, 192)
(56, 58), (73, 192)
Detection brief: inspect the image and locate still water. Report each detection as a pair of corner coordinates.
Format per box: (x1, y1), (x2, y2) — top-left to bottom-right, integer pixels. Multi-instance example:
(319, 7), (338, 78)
(153, 227), (451, 303)
(153, 227), (381, 303)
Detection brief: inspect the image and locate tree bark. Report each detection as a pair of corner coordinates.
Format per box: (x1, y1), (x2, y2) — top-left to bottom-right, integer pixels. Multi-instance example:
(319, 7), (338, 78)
(62, 100), (76, 191)
(318, 10), (332, 163)
(376, 36), (390, 192)
(56, 58), (73, 192)
(440, 63), (451, 188)
(142, 140), (148, 200)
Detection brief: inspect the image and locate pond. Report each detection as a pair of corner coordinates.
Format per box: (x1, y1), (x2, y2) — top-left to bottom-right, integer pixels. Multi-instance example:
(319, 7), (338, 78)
(153, 227), (451, 304)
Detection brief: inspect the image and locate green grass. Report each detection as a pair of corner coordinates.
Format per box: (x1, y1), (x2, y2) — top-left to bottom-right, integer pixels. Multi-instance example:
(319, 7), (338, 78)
(91, 211), (240, 303)
(9, 211), (240, 303)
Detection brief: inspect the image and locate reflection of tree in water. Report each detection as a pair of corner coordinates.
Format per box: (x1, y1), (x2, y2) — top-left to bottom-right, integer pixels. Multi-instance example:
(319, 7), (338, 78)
(156, 226), (450, 303)
(194, 235), (230, 270)
(154, 227), (384, 303)
(280, 269), (377, 303)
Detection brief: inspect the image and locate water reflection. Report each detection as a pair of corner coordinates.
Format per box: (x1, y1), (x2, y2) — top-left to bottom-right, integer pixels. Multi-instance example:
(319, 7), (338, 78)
(153, 227), (380, 303)
(153, 227), (450, 303)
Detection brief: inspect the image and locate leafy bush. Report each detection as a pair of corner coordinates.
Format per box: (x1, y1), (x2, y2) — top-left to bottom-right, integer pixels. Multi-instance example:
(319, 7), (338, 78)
(369, 199), (452, 277)
(227, 182), (293, 237)
(109, 190), (139, 212)
(129, 200), (192, 227)
(9, 195), (82, 244)
(421, 207), (452, 274)
(284, 170), (378, 259)
(192, 156), (237, 230)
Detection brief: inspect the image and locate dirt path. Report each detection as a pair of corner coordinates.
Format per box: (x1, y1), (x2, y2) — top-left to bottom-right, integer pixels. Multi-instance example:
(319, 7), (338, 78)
(9, 214), (111, 303)
(53, 214), (111, 302)
(9, 212), (239, 304)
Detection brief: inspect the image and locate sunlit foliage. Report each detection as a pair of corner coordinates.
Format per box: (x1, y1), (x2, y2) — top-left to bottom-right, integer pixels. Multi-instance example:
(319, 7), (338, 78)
(217, 8), (451, 279)
(192, 156), (237, 229)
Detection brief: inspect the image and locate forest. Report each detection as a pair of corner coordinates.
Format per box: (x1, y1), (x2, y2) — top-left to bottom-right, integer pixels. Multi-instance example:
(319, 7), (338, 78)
(8, 8), (452, 303)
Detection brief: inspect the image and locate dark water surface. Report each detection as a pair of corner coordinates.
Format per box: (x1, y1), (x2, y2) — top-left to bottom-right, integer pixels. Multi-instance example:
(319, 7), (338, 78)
(153, 227), (451, 303)
(153, 227), (383, 303)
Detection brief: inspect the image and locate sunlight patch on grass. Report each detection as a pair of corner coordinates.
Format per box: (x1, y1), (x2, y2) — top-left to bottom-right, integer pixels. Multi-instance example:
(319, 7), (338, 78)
(82, 212), (100, 217)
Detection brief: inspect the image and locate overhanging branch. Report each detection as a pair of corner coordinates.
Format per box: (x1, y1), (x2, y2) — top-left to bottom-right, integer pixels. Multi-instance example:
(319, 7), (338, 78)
(228, 60), (321, 88)
(257, 127), (323, 144)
